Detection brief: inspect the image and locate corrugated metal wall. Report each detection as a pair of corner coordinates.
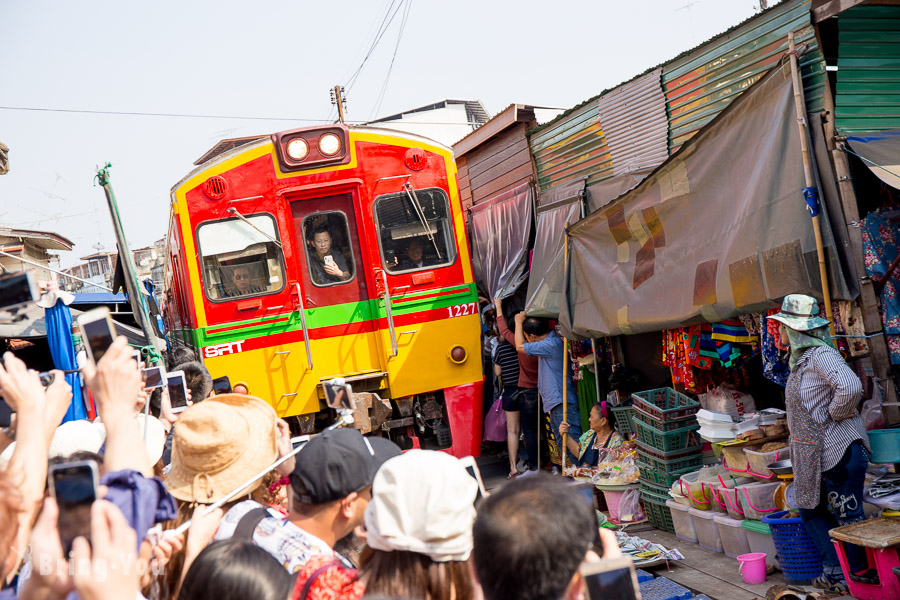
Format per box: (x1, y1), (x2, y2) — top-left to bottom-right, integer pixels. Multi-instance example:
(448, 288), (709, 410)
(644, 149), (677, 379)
(834, 5), (900, 134)
(597, 68), (669, 176)
(529, 102), (612, 191)
(663, 0), (825, 152)
(530, 0), (827, 190)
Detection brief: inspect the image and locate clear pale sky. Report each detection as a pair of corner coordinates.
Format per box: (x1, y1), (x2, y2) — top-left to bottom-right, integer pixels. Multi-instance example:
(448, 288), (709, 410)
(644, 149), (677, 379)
(1, 0), (766, 267)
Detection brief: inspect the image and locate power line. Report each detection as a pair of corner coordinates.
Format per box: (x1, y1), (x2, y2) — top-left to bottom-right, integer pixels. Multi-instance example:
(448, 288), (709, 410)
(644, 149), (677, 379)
(0, 104), (482, 127)
(345, 0), (406, 92)
(371, 0), (413, 119)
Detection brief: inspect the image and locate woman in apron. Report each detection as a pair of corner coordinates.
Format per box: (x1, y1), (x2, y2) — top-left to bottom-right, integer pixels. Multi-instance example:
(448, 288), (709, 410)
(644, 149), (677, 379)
(559, 401), (623, 467)
(769, 294), (871, 594)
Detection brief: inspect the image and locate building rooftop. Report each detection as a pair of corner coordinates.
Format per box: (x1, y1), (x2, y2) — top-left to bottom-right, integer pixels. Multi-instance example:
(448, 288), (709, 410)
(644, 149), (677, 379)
(0, 227), (74, 251)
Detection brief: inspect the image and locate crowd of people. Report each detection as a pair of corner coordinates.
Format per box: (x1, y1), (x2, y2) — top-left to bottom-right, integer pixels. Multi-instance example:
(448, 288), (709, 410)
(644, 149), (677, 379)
(488, 298), (593, 479)
(0, 332), (621, 600)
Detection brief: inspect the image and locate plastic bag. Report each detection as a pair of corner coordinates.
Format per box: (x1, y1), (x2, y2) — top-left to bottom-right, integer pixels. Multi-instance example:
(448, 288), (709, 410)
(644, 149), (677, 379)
(706, 383), (757, 417)
(483, 395), (507, 442)
(618, 488), (644, 523)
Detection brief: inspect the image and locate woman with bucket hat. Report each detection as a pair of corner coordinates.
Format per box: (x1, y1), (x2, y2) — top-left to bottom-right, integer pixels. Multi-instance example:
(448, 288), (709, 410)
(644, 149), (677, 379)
(769, 294), (871, 593)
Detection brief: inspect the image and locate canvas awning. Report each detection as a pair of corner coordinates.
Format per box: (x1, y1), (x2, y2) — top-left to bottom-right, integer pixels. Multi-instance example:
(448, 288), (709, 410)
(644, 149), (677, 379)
(555, 63), (853, 338)
(846, 130), (900, 190)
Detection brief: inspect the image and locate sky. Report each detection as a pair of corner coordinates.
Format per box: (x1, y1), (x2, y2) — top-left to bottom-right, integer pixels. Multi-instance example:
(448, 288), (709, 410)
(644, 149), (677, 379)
(1, 0), (768, 268)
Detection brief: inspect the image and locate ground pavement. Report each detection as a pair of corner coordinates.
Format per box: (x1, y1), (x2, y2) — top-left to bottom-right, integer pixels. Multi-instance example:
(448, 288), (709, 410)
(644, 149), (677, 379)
(475, 453), (844, 600)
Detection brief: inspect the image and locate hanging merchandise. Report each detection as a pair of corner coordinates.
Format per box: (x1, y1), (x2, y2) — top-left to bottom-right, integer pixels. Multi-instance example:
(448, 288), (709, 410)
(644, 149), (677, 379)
(861, 207), (900, 364)
(761, 309), (790, 387)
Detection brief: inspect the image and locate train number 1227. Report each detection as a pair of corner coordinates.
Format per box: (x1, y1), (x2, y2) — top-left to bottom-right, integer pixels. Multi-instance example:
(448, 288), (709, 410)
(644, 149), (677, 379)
(446, 303), (477, 318)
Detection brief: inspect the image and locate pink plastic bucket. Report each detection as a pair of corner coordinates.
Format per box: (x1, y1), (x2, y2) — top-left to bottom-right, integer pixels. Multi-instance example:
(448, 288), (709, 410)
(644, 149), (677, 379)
(737, 552), (767, 585)
(603, 490), (625, 522)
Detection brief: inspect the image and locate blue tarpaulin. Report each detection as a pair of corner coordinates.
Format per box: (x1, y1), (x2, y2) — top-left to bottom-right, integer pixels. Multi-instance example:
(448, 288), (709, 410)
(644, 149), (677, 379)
(45, 299), (86, 422)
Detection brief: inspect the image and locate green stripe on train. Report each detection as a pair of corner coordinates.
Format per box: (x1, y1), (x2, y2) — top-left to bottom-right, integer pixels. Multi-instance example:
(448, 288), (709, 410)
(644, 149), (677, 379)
(188, 283), (477, 347)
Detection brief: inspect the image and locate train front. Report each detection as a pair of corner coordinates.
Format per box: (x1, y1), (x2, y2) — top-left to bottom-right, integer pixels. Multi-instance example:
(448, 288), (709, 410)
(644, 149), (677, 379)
(165, 125), (484, 456)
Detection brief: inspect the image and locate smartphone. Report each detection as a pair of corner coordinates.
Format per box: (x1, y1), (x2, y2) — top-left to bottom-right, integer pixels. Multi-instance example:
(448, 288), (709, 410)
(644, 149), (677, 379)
(324, 255), (335, 266)
(132, 349), (142, 368)
(0, 271), (39, 312)
(48, 460), (99, 555)
(458, 455), (488, 502)
(212, 375), (232, 395)
(166, 370), (189, 413)
(142, 366), (165, 390)
(323, 379), (353, 410)
(581, 557), (642, 600)
(76, 307), (117, 366)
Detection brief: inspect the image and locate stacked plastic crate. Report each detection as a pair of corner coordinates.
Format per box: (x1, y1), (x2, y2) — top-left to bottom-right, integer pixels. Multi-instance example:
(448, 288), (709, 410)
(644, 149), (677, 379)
(633, 388), (702, 533)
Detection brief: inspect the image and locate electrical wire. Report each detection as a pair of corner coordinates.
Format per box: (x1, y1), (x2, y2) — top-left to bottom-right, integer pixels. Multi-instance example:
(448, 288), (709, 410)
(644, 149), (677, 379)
(370, 0), (412, 119)
(345, 0), (405, 92)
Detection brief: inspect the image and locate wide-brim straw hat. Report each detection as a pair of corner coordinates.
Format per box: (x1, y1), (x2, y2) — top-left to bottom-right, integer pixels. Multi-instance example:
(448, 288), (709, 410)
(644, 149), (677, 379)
(767, 294), (830, 332)
(166, 393), (278, 504)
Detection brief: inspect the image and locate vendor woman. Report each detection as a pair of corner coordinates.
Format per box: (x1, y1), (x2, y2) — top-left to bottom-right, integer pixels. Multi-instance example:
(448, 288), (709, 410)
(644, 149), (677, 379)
(559, 401), (623, 467)
(770, 294), (871, 594)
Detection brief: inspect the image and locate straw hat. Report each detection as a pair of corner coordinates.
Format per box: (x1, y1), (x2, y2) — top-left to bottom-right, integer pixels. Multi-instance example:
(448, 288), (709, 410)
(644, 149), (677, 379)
(767, 294), (830, 332)
(166, 393), (278, 503)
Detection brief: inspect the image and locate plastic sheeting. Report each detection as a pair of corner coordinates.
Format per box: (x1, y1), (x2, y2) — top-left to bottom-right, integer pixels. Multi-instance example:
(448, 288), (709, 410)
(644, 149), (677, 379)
(847, 129), (900, 190)
(558, 64), (853, 338)
(467, 182), (533, 301)
(525, 181), (584, 318)
(44, 299), (86, 422)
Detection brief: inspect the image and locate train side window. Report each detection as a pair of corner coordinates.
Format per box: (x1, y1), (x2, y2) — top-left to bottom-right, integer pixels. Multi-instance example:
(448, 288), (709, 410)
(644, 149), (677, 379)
(374, 188), (457, 273)
(197, 214), (286, 301)
(302, 212), (356, 287)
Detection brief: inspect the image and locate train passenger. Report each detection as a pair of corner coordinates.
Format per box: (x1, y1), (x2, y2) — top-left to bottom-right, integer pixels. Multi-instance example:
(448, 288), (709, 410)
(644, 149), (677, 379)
(307, 228), (351, 285)
(397, 238), (428, 270)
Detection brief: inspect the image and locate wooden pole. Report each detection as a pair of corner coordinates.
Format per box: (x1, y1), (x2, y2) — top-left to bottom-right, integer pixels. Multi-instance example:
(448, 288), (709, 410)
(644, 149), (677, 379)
(787, 31), (836, 336)
(561, 222), (570, 474)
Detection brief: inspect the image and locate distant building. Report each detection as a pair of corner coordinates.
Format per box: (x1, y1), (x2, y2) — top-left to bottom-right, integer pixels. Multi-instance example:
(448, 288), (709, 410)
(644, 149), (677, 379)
(0, 227), (73, 281)
(366, 99), (490, 147)
(61, 238), (167, 295)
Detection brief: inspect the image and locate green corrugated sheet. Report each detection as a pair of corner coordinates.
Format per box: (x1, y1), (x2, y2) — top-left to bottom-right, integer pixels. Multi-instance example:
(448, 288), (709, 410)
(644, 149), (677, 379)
(529, 0), (826, 190)
(662, 0), (824, 153)
(835, 5), (900, 134)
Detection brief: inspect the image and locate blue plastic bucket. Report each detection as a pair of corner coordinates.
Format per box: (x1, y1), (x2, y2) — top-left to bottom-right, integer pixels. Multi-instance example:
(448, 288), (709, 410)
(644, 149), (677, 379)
(868, 429), (900, 464)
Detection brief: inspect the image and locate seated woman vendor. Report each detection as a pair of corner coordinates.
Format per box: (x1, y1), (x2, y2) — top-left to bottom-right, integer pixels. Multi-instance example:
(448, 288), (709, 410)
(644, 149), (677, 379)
(559, 402), (623, 467)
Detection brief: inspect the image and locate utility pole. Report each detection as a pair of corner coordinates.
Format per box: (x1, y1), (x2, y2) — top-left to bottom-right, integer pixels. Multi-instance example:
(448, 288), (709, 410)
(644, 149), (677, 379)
(331, 85), (347, 124)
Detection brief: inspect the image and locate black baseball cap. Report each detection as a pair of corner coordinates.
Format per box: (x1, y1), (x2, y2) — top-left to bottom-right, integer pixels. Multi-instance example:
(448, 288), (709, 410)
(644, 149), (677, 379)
(290, 429), (401, 504)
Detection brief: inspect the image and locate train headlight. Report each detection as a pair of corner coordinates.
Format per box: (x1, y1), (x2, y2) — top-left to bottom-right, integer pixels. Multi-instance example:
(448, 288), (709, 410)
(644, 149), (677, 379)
(448, 345), (467, 364)
(318, 133), (342, 156)
(286, 138), (309, 161)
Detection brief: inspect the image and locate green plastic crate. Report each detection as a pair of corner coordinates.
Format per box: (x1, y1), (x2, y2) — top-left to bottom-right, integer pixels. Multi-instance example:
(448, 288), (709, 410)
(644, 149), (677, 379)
(637, 466), (689, 488)
(632, 388), (700, 422)
(643, 495), (675, 533)
(634, 419), (701, 453)
(639, 479), (671, 504)
(609, 405), (636, 436)
(633, 403), (698, 432)
(635, 444), (704, 473)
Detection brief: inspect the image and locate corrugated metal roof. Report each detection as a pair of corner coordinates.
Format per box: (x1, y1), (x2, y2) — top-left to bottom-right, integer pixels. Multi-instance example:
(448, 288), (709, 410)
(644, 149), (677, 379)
(596, 68), (669, 175)
(529, 101), (612, 191)
(834, 5), (900, 134)
(529, 0), (826, 191)
(663, 0), (825, 152)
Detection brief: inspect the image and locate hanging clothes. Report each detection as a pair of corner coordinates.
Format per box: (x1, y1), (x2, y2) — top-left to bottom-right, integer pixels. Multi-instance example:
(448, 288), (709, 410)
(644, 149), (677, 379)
(861, 208), (900, 364)
(762, 309), (790, 387)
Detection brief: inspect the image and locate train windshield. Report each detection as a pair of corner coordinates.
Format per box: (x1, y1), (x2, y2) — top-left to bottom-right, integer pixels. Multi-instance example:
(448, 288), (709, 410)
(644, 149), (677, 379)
(197, 214), (286, 301)
(375, 187), (456, 273)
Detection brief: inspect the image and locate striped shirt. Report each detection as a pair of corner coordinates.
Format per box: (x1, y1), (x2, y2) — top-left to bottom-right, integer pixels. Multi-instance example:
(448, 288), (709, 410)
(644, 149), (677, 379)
(492, 341), (520, 391)
(791, 346), (869, 472)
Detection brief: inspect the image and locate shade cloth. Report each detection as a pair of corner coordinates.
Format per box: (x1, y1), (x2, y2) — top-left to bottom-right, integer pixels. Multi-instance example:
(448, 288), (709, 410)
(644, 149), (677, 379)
(44, 298), (86, 422)
(467, 182), (533, 300)
(524, 180), (584, 318)
(846, 129), (900, 190)
(558, 63), (852, 338)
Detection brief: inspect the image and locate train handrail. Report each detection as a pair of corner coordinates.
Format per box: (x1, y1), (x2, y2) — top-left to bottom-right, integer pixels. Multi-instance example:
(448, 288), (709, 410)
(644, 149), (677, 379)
(379, 271), (398, 357)
(293, 282), (313, 370)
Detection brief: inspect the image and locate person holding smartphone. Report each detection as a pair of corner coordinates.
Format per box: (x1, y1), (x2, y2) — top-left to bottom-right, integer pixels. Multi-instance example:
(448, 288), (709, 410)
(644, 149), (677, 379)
(308, 228), (350, 285)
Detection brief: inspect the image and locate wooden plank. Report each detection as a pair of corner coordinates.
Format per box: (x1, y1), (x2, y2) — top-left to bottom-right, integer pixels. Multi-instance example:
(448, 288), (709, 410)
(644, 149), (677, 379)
(466, 130), (529, 174)
(472, 163), (533, 203)
(469, 147), (532, 190)
(829, 517), (900, 548)
(812, 0), (870, 22)
(452, 104), (520, 158)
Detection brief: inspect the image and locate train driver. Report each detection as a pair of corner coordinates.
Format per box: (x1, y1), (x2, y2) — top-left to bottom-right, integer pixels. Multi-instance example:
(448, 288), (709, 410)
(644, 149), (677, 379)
(397, 238), (429, 270)
(308, 228), (351, 285)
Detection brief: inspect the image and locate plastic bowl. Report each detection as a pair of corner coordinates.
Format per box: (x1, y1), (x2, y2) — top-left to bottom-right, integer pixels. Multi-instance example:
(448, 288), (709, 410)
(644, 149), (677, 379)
(868, 429), (900, 464)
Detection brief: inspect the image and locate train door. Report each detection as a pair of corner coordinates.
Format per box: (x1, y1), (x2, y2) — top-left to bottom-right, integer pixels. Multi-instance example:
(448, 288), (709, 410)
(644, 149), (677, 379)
(287, 192), (386, 393)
